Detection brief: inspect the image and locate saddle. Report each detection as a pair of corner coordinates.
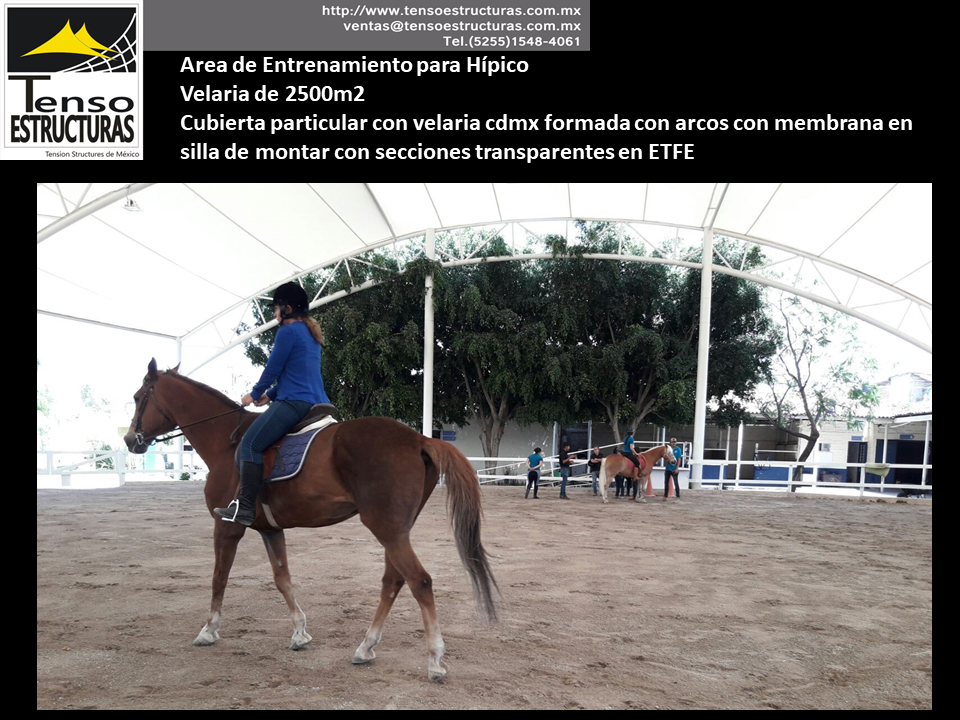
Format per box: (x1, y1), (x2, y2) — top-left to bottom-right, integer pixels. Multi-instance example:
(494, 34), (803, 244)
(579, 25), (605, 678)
(234, 403), (338, 482)
(626, 453), (647, 473)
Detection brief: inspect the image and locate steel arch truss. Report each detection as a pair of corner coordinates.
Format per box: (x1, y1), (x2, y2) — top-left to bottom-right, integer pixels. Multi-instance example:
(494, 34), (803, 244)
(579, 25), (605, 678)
(36, 183), (931, 374)
(176, 218), (929, 376)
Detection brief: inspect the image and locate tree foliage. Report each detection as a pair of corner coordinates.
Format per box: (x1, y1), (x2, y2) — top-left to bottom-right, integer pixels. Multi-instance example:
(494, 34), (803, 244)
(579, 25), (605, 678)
(756, 293), (879, 487)
(543, 223), (776, 441)
(433, 235), (559, 461)
(243, 224), (780, 459)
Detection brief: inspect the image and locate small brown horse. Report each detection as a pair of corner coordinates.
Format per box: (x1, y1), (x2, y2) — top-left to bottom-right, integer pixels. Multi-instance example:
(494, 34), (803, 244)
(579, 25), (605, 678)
(598, 445), (675, 504)
(123, 359), (497, 682)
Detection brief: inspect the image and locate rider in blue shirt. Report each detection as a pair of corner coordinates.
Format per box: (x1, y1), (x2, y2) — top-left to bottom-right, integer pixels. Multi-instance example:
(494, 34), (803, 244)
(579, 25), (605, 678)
(622, 429), (639, 469)
(215, 282), (329, 526)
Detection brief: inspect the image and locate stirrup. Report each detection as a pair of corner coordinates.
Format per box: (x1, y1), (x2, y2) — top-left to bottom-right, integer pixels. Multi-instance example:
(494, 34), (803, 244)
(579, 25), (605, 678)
(215, 499), (240, 522)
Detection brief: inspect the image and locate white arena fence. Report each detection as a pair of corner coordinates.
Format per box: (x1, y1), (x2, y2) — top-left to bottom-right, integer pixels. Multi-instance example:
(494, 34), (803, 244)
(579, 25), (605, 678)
(38, 441), (932, 500)
(687, 458), (932, 499)
(38, 448), (209, 488)
(464, 440), (930, 500)
(469, 440), (691, 487)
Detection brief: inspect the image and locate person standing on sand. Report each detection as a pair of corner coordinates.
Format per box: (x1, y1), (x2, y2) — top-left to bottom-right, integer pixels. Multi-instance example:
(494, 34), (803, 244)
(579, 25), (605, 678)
(587, 446), (603, 496)
(526, 447), (543, 499)
(663, 438), (682, 500)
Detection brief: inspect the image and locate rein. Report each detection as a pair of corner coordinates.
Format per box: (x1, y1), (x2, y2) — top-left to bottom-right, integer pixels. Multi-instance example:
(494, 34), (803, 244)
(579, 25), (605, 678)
(135, 384), (245, 446)
(154, 408), (245, 444)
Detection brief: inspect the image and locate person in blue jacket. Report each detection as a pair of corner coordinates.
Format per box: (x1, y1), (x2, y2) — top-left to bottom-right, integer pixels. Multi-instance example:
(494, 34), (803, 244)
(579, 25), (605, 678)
(215, 281), (330, 526)
(664, 437), (683, 500)
(525, 447), (544, 499)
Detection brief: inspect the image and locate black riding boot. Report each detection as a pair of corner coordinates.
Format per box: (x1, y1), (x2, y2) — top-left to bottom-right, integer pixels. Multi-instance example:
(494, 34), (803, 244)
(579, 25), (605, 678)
(214, 461), (261, 526)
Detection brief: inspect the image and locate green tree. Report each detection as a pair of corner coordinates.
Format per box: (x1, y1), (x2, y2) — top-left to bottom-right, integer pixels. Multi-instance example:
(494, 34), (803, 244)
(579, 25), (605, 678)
(243, 250), (459, 427)
(672, 237), (778, 430)
(313, 255), (430, 424)
(241, 224), (779, 468)
(537, 227), (669, 439)
(545, 224), (776, 441)
(433, 234), (558, 463)
(756, 293), (879, 488)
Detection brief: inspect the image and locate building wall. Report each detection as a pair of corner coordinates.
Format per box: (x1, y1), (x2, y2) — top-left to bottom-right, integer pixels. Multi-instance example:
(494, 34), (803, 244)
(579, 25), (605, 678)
(791, 419), (862, 465)
(867, 421), (933, 464)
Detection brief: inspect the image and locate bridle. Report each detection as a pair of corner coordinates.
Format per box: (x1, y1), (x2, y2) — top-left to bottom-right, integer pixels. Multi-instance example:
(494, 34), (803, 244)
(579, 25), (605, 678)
(133, 380), (244, 447)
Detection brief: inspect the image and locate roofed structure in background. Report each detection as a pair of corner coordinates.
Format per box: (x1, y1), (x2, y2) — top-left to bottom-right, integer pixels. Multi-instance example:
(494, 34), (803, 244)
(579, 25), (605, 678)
(37, 183), (932, 373)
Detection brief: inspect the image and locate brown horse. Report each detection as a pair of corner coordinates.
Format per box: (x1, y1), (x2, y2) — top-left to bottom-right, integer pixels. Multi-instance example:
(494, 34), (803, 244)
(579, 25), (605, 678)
(123, 359), (497, 682)
(598, 445), (675, 504)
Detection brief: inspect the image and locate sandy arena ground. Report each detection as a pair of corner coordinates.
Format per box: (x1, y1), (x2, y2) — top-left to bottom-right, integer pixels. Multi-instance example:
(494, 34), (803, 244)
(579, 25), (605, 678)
(37, 483), (932, 709)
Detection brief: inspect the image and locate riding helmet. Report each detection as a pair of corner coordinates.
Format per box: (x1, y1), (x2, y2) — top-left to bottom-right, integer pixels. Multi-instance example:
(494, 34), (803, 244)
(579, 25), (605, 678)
(272, 281), (310, 319)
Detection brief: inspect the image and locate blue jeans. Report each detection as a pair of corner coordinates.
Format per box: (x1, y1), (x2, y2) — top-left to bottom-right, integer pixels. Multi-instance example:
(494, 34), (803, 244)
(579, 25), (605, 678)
(560, 468), (570, 496)
(240, 399), (314, 464)
(664, 469), (681, 497)
(590, 470), (599, 494)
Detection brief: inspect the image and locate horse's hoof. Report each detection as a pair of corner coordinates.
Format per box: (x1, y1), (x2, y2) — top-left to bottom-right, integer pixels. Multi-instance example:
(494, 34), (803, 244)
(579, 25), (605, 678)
(428, 667), (447, 683)
(352, 649), (376, 664)
(289, 631), (312, 651)
(193, 629), (219, 646)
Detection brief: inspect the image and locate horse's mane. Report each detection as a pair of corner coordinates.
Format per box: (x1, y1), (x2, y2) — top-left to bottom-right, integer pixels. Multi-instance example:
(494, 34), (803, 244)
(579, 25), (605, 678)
(163, 371), (242, 409)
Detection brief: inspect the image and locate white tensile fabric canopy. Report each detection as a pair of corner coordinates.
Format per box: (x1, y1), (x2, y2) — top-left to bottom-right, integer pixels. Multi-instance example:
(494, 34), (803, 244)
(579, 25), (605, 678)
(37, 182), (932, 357)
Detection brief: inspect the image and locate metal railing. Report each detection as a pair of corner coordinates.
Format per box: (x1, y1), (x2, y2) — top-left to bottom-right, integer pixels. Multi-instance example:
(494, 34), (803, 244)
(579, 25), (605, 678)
(38, 445), (932, 500)
(38, 449), (208, 486)
(467, 439), (689, 486)
(688, 458), (932, 498)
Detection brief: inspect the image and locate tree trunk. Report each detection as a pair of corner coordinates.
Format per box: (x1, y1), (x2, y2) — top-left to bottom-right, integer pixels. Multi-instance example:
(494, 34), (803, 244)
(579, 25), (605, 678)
(791, 430), (819, 491)
(602, 401), (621, 445)
(480, 418), (507, 478)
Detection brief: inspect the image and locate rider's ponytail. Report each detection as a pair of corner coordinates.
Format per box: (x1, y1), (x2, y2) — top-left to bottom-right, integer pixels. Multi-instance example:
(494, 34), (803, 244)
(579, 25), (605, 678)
(294, 317), (325, 345)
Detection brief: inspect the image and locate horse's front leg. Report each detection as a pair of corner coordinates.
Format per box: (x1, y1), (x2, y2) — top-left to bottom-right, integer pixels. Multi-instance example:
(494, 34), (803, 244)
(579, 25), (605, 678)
(194, 520), (246, 645)
(643, 472), (652, 501)
(261, 529), (311, 650)
(632, 469), (647, 502)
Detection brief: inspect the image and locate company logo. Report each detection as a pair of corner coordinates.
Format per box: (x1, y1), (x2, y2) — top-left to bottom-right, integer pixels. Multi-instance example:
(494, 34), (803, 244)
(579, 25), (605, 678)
(22, 19), (120, 62)
(8, 6), (136, 72)
(3, 4), (140, 156)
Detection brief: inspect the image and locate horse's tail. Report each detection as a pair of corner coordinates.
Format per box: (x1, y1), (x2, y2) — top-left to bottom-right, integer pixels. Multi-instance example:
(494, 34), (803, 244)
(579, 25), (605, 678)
(599, 457), (608, 488)
(422, 439), (499, 623)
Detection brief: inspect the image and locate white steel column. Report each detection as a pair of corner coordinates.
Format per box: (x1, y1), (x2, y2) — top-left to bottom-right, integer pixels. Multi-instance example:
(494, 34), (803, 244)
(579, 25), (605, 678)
(882, 423), (889, 491)
(422, 229), (436, 436)
(725, 425), (731, 483)
(176, 338), (184, 475)
(691, 226), (714, 489)
(921, 419), (930, 486)
(735, 420), (744, 487)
